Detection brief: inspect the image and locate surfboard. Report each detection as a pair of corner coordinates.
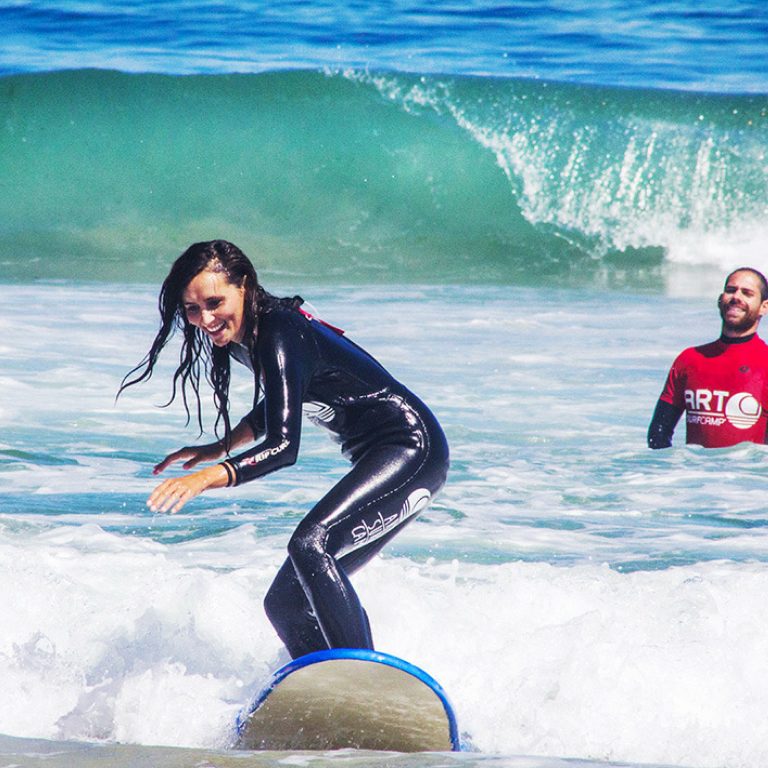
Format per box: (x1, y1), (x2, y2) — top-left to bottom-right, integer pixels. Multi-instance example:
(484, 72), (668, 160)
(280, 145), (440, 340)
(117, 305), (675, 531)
(234, 648), (460, 752)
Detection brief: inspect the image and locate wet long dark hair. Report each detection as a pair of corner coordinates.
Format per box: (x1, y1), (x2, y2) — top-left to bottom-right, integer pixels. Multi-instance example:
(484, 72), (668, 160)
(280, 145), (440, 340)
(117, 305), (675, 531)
(118, 240), (302, 449)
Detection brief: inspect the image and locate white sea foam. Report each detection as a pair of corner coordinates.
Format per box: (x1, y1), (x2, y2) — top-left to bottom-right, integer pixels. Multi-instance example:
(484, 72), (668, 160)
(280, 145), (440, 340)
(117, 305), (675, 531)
(2, 524), (768, 766)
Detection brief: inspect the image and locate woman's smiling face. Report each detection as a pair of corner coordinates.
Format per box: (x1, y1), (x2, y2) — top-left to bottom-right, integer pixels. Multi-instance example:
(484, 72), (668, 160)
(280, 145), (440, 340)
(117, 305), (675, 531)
(182, 268), (246, 346)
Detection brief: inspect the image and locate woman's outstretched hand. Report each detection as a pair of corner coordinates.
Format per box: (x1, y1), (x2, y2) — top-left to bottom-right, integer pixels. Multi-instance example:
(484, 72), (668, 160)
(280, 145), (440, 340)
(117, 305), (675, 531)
(148, 471), (205, 514)
(153, 441), (226, 475)
(148, 424), (255, 513)
(148, 442), (231, 514)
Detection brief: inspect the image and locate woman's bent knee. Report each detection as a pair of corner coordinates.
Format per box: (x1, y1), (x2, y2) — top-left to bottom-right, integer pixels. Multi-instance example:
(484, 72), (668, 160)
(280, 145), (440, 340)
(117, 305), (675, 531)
(287, 520), (329, 575)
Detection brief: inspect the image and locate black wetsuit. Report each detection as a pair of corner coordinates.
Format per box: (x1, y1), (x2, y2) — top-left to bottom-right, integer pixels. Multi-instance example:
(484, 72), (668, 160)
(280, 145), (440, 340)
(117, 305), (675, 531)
(223, 305), (449, 659)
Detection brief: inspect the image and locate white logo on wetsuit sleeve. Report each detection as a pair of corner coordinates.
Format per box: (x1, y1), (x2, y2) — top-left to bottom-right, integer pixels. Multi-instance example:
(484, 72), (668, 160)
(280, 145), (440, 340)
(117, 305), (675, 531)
(240, 439), (290, 466)
(684, 388), (762, 430)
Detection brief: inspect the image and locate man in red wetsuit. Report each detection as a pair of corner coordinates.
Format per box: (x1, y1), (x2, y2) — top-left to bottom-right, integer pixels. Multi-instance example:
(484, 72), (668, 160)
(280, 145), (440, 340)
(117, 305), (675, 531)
(648, 267), (768, 449)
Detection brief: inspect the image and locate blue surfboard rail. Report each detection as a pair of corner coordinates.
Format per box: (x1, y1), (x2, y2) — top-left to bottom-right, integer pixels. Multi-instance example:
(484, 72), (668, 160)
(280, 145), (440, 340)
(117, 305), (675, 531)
(236, 648), (461, 751)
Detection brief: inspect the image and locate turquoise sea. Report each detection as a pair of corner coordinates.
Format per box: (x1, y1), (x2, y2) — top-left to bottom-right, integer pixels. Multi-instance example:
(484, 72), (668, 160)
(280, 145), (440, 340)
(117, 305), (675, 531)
(2, 2), (768, 767)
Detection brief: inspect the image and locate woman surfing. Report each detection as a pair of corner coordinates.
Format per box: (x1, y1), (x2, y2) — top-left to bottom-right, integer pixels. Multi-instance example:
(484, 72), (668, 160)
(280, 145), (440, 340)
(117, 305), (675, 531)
(119, 240), (449, 659)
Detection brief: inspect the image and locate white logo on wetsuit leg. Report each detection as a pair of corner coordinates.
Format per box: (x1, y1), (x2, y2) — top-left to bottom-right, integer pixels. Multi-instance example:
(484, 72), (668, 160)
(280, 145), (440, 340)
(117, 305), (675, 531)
(351, 488), (432, 546)
(303, 401), (336, 424)
(400, 488), (431, 519)
(684, 388), (762, 430)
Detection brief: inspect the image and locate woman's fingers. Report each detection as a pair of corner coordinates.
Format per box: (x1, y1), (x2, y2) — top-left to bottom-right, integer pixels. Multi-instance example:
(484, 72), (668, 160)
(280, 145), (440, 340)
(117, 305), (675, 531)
(153, 447), (195, 475)
(181, 448), (212, 470)
(154, 443), (223, 475)
(148, 448), (226, 512)
(148, 476), (199, 514)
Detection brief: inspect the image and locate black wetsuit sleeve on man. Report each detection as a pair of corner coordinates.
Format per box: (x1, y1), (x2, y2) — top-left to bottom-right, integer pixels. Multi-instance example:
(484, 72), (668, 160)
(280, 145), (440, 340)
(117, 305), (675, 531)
(647, 399), (684, 449)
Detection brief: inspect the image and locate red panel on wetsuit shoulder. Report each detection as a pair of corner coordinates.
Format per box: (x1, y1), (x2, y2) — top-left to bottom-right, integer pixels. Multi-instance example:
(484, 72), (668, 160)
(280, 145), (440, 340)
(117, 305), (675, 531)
(299, 307), (345, 335)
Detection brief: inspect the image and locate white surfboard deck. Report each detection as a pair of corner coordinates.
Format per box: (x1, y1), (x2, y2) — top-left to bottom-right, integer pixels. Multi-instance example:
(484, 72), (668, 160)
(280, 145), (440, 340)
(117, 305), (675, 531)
(234, 649), (459, 752)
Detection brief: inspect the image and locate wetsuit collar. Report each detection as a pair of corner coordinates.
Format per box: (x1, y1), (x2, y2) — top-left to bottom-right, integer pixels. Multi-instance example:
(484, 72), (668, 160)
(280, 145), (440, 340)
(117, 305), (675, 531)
(719, 332), (758, 345)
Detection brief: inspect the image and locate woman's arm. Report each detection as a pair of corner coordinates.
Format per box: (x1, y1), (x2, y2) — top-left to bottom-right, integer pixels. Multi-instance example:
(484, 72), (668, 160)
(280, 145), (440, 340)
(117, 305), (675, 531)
(225, 316), (312, 484)
(147, 311), (314, 511)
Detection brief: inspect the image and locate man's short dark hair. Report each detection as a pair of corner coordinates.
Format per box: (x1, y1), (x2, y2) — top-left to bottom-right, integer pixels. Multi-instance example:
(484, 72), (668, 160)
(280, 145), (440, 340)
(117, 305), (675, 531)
(725, 267), (768, 302)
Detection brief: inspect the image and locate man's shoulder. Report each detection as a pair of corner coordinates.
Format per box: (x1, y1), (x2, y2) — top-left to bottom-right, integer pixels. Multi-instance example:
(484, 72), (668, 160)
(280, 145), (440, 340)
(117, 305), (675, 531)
(746, 334), (768, 364)
(673, 338), (722, 363)
(678, 334), (768, 363)
(691, 338), (725, 356)
(752, 334), (768, 350)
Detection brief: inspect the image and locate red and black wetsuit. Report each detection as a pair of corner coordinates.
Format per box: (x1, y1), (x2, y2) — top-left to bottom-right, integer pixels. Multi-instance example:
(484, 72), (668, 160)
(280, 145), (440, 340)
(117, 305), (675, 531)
(648, 333), (768, 449)
(223, 304), (449, 658)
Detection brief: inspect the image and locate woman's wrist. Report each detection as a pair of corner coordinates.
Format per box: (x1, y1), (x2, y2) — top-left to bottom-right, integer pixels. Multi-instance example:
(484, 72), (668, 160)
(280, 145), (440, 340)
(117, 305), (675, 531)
(219, 461), (236, 487)
(198, 462), (231, 490)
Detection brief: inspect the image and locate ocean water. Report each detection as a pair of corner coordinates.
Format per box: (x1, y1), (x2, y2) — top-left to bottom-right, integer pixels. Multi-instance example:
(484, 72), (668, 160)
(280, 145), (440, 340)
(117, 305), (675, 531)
(2, 2), (768, 768)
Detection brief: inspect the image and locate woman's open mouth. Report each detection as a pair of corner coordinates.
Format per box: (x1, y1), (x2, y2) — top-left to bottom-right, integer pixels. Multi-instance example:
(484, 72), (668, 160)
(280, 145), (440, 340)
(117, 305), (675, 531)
(206, 321), (227, 338)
